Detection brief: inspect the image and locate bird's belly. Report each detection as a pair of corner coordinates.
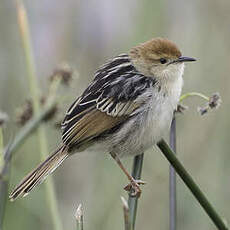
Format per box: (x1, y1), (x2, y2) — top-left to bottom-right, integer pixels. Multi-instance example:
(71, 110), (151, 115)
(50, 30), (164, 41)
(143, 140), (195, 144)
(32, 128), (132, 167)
(141, 101), (174, 150)
(111, 96), (176, 157)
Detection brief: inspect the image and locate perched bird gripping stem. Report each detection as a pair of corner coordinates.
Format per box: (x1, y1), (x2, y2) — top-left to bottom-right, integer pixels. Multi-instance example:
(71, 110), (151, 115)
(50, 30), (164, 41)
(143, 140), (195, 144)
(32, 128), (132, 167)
(10, 38), (195, 201)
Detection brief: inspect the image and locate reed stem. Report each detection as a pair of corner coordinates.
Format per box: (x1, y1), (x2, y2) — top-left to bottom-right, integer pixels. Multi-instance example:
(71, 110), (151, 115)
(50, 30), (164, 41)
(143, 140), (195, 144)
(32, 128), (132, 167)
(128, 153), (144, 230)
(169, 117), (177, 230)
(157, 139), (228, 230)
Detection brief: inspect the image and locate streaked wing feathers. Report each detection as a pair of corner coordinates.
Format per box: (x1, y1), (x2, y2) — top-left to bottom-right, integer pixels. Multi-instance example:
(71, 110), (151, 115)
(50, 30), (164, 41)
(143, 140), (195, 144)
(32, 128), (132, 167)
(61, 53), (156, 147)
(63, 109), (125, 147)
(61, 95), (140, 147)
(96, 96), (140, 117)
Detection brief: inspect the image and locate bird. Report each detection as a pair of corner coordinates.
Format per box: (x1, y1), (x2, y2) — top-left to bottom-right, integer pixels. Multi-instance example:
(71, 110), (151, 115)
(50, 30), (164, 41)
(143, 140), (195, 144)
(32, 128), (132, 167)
(9, 37), (196, 201)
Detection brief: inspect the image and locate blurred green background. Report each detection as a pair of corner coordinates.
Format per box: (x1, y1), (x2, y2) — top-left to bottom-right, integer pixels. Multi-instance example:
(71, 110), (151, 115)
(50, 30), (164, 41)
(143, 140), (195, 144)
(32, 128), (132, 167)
(1, 0), (230, 229)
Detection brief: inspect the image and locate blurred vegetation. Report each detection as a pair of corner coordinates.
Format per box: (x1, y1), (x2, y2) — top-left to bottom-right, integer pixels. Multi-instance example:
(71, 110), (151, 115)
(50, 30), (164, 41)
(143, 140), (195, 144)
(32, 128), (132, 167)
(1, 0), (230, 230)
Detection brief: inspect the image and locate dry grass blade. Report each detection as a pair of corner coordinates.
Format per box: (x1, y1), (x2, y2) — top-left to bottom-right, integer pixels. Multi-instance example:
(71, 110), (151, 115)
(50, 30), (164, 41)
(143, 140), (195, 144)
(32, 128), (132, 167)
(121, 197), (132, 230)
(75, 204), (83, 230)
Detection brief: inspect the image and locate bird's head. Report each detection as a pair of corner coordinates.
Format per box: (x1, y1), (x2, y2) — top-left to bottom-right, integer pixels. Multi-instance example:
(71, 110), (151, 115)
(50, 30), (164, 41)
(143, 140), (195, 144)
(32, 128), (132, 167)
(129, 38), (196, 81)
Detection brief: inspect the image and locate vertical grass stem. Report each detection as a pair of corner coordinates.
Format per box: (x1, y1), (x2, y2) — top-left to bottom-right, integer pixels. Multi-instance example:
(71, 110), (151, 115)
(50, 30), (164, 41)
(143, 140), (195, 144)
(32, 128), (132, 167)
(169, 117), (177, 230)
(16, 1), (63, 230)
(128, 153), (144, 230)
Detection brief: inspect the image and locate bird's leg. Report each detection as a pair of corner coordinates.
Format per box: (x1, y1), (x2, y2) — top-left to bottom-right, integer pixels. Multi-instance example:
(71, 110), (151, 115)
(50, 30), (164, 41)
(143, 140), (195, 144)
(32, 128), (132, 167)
(110, 152), (145, 197)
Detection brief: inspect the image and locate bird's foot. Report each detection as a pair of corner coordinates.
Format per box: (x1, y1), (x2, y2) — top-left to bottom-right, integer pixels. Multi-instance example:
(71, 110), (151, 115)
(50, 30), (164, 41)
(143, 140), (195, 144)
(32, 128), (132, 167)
(124, 179), (146, 197)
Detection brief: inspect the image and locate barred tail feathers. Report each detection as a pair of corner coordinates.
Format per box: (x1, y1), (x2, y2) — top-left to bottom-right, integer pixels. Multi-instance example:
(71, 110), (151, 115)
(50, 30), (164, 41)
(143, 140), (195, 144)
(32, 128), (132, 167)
(9, 145), (68, 201)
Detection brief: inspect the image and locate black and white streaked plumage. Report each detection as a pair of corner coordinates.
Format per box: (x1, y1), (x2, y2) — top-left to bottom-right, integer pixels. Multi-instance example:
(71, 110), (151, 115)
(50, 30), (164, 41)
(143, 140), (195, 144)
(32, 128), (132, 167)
(61, 53), (156, 152)
(10, 38), (196, 201)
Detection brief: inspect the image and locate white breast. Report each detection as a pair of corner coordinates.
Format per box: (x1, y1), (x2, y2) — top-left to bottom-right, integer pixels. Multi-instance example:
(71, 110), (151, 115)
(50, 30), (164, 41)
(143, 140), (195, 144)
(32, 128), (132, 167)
(142, 74), (183, 148)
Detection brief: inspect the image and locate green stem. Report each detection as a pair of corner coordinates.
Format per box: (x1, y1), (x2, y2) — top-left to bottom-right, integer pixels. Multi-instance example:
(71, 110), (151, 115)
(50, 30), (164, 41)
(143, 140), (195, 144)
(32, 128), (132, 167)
(16, 2), (63, 230)
(169, 117), (177, 230)
(180, 92), (209, 102)
(157, 139), (228, 230)
(128, 153), (144, 230)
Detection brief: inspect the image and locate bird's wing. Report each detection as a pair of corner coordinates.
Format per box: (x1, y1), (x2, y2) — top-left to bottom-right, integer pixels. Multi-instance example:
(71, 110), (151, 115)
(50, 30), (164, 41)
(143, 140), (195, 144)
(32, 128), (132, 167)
(61, 54), (156, 148)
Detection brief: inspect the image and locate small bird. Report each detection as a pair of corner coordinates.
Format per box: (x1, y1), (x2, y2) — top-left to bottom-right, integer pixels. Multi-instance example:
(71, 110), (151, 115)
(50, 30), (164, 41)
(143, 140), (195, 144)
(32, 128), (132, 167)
(9, 38), (195, 201)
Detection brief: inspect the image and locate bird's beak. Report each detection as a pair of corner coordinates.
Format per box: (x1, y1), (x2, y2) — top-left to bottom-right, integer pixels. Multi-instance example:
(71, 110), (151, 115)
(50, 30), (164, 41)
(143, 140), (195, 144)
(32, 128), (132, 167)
(169, 56), (196, 65)
(177, 56), (196, 62)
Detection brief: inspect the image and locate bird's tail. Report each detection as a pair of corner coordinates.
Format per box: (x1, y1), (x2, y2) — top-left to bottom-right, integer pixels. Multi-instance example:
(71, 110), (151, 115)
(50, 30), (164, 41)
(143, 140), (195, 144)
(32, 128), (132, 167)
(9, 145), (68, 201)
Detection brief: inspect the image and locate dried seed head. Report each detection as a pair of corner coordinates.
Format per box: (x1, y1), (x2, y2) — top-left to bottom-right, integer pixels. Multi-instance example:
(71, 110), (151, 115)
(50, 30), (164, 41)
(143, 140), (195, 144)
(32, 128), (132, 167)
(198, 92), (221, 116)
(16, 100), (33, 126)
(16, 97), (58, 126)
(198, 106), (209, 115)
(50, 64), (73, 85)
(208, 92), (221, 109)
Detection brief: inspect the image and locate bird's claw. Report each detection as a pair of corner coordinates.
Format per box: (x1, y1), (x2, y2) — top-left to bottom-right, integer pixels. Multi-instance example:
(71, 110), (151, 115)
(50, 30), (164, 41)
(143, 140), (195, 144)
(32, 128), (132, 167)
(124, 180), (146, 197)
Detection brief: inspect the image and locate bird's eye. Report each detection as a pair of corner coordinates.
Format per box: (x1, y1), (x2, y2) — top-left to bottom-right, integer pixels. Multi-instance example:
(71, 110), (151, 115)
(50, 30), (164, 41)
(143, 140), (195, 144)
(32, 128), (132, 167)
(160, 58), (167, 64)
